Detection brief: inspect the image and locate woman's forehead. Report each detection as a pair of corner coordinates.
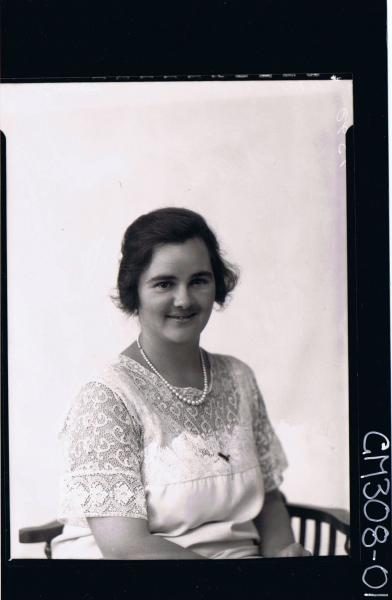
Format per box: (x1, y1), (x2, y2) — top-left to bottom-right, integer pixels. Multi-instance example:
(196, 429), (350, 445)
(145, 238), (213, 276)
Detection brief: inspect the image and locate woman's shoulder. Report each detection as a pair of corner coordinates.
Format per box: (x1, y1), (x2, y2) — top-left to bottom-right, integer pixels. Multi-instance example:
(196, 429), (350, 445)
(79, 353), (149, 391)
(208, 351), (255, 379)
(62, 355), (145, 430)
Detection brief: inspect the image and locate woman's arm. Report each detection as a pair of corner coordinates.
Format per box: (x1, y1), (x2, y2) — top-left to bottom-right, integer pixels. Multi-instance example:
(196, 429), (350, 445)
(254, 489), (311, 557)
(87, 516), (205, 560)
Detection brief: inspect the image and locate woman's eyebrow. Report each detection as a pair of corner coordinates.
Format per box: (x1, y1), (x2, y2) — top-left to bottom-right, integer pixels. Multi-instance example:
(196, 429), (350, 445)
(147, 271), (213, 284)
(147, 275), (176, 283)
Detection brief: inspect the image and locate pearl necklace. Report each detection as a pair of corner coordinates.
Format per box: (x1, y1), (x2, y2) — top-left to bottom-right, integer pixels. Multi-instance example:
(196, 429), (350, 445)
(136, 338), (209, 406)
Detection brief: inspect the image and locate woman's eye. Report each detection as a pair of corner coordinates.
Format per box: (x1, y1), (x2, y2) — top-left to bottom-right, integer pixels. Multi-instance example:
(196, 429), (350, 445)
(154, 281), (172, 289)
(191, 278), (208, 286)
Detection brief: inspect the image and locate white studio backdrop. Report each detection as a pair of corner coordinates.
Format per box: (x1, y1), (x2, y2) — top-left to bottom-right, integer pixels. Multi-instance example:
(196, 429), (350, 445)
(0, 80), (353, 558)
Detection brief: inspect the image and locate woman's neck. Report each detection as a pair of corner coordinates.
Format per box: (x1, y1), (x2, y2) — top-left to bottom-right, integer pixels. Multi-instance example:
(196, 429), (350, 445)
(136, 333), (204, 388)
(140, 333), (201, 368)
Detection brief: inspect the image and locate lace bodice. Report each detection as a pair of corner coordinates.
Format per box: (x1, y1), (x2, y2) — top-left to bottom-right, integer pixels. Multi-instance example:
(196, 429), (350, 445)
(58, 352), (288, 557)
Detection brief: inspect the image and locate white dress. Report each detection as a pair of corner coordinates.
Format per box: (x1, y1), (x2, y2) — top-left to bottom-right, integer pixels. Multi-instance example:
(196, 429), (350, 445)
(53, 352), (288, 559)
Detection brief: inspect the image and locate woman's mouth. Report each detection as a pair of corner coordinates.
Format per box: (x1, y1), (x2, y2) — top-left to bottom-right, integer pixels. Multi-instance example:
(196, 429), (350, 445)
(167, 313), (197, 322)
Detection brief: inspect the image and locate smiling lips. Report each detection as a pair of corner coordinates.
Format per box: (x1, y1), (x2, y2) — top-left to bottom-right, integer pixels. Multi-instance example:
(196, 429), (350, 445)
(167, 312), (197, 321)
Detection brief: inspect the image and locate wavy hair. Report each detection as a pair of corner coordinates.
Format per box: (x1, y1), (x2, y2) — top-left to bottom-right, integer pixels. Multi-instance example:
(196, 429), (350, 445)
(114, 207), (239, 315)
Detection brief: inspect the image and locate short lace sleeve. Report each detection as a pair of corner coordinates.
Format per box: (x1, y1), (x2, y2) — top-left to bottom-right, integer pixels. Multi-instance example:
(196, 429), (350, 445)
(59, 381), (148, 526)
(248, 370), (289, 493)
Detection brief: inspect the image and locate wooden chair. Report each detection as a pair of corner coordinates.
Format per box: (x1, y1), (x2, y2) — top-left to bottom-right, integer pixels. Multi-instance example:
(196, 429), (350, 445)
(19, 520), (65, 559)
(19, 502), (350, 559)
(287, 503), (350, 556)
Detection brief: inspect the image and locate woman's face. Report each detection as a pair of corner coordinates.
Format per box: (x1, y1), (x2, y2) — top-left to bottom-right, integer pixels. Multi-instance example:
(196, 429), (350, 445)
(137, 237), (216, 347)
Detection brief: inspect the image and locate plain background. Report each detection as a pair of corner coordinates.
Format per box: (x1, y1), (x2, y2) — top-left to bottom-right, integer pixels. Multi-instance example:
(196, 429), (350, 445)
(0, 80), (353, 557)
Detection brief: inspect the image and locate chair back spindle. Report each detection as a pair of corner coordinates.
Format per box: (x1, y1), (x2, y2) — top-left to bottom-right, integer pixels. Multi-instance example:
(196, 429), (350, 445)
(299, 519), (307, 547)
(286, 502), (350, 557)
(328, 525), (337, 556)
(313, 520), (321, 556)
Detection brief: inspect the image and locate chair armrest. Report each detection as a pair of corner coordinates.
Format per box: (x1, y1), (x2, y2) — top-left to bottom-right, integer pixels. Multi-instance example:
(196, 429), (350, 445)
(19, 520), (64, 544)
(314, 506), (350, 527)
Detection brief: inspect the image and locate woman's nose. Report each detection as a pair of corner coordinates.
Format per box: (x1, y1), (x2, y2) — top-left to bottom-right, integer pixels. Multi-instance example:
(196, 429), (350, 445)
(173, 285), (192, 308)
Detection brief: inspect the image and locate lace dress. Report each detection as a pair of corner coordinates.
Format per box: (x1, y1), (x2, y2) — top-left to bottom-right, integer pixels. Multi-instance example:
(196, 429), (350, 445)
(53, 352), (288, 559)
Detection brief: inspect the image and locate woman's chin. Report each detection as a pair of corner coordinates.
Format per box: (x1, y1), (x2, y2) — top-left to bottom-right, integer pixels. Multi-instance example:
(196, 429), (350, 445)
(165, 332), (200, 345)
(162, 324), (202, 345)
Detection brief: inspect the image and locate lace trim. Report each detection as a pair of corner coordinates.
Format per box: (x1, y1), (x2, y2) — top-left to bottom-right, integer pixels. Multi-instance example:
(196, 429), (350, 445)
(59, 353), (288, 522)
(59, 472), (148, 526)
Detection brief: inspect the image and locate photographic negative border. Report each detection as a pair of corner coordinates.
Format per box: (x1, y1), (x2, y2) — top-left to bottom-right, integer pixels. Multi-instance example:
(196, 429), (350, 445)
(1, 3), (390, 598)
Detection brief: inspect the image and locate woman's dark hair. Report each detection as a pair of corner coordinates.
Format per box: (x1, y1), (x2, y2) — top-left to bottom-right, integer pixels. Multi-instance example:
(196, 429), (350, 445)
(115, 207), (239, 315)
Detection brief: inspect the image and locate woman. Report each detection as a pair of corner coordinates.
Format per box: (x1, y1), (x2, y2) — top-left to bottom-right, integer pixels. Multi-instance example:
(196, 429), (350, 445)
(53, 207), (311, 559)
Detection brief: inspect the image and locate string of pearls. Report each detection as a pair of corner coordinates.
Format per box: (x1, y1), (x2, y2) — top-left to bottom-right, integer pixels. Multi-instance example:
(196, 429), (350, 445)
(137, 337), (209, 406)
